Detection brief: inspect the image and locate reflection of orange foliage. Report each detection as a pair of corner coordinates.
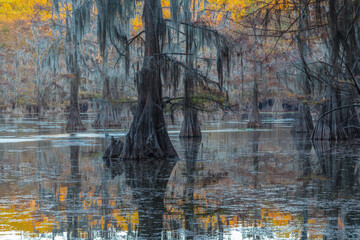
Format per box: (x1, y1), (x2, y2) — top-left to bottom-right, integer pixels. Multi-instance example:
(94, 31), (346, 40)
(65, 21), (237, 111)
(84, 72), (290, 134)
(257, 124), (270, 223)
(263, 209), (293, 226)
(59, 186), (67, 202)
(0, 205), (54, 235)
(337, 218), (344, 230)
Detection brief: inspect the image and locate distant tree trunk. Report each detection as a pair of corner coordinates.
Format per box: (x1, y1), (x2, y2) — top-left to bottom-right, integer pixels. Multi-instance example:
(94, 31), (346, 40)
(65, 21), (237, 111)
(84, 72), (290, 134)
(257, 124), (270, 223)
(180, 77), (202, 138)
(36, 42), (46, 119)
(180, 5), (201, 138)
(93, 74), (122, 127)
(292, 0), (314, 133)
(66, 73), (85, 131)
(312, 0), (359, 140)
(120, 0), (177, 159)
(247, 64), (263, 128)
(180, 35), (201, 137)
(65, 4), (85, 132)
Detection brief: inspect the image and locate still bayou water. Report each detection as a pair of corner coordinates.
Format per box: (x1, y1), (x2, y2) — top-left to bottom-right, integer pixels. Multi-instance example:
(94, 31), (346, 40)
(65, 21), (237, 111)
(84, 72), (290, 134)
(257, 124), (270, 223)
(0, 113), (360, 240)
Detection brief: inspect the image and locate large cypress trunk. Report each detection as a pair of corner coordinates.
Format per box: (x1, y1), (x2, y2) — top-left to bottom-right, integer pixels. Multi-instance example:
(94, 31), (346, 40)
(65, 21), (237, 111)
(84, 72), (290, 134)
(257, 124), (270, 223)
(120, 0), (177, 159)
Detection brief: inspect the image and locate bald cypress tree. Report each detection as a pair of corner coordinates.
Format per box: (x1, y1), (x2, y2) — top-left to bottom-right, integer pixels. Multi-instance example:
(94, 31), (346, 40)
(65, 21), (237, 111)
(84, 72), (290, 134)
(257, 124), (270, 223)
(311, 0), (360, 140)
(88, 0), (230, 159)
(53, 0), (91, 132)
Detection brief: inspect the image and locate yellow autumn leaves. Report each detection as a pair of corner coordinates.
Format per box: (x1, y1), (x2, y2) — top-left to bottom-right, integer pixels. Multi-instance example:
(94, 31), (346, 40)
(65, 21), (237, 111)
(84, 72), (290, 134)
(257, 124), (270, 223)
(0, 0), (51, 24)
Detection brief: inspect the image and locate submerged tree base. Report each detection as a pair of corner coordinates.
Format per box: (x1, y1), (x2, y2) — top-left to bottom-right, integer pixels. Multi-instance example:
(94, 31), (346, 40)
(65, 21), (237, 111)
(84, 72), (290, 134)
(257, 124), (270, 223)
(92, 104), (122, 128)
(311, 98), (360, 140)
(291, 102), (314, 133)
(66, 114), (86, 132)
(104, 66), (178, 160)
(180, 110), (202, 138)
(247, 121), (263, 128)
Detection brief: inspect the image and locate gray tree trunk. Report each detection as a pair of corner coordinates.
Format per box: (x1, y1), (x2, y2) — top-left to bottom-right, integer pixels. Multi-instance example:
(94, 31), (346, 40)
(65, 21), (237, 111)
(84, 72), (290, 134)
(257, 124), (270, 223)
(247, 64), (263, 128)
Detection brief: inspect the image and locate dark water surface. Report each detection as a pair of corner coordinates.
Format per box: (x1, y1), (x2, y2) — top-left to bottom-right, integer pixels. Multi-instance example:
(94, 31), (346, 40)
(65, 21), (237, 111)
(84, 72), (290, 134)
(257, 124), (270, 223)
(1, 114), (360, 239)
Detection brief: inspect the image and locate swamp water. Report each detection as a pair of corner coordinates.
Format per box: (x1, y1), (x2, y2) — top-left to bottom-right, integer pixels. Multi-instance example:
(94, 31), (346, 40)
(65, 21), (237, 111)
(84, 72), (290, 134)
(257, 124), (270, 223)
(0, 114), (360, 240)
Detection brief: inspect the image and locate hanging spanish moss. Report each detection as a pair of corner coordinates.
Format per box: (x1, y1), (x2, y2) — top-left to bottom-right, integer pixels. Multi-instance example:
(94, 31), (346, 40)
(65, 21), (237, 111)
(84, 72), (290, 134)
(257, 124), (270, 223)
(99, 0), (234, 159)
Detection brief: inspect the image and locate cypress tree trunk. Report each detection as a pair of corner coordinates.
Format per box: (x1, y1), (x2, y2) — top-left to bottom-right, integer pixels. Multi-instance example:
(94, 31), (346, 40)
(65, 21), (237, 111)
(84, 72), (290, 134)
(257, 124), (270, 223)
(66, 73), (85, 131)
(179, 5), (201, 138)
(291, 0), (314, 133)
(65, 2), (85, 132)
(291, 103), (313, 133)
(93, 74), (122, 127)
(120, 0), (177, 159)
(36, 42), (46, 119)
(311, 0), (359, 140)
(180, 72), (201, 138)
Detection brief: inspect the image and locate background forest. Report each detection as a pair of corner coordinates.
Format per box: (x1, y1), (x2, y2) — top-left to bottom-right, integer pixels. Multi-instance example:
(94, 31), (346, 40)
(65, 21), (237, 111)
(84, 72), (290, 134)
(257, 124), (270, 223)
(1, 0), (359, 142)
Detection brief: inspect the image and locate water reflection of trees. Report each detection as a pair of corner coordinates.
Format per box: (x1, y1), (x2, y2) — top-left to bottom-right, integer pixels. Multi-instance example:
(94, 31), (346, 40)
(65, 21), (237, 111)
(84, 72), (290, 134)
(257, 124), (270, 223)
(165, 138), (232, 239)
(106, 158), (177, 239)
(66, 145), (82, 239)
(292, 135), (360, 240)
(181, 138), (201, 240)
(312, 140), (360, 239)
